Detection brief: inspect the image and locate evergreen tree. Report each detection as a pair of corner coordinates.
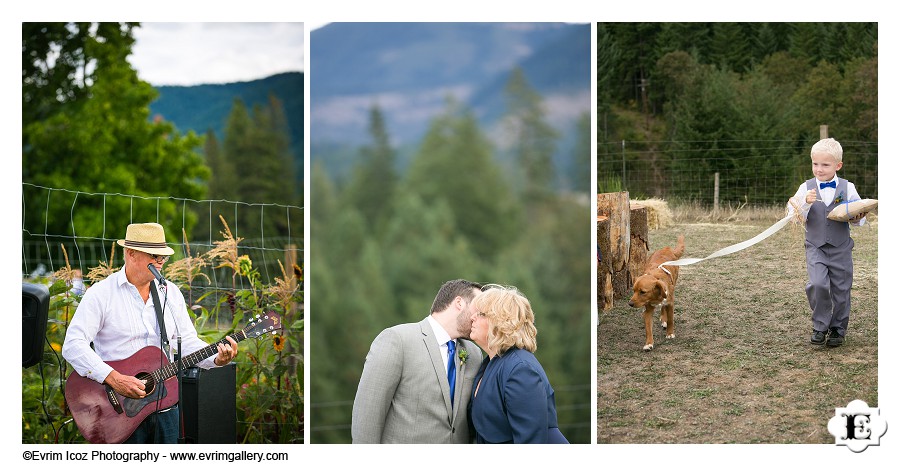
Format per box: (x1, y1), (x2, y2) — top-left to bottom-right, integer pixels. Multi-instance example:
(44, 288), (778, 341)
(310, 160), (339, 233)
(382, 192), (479, 321)
(404, 99), (522, 260)
(789, 23), (827, 66)
(502, 67), (559, 201)
(607, 23), (665, 105)
(344, 105), (397, 229)
(219, 96), (297, 240)
(709, 23), (751, 72)
(204, 129), (235, 200)
(597, 23), (620, 144)
(843, 23), (877, 61)
(754, 23), (782, 60)
(655, 22), (711, 61)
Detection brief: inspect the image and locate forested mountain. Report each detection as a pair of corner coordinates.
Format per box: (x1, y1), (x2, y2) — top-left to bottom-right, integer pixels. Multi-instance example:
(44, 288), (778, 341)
(598, 23), (878, 204)
(149, 71), (304, 184)
(311, 22), (591, 183)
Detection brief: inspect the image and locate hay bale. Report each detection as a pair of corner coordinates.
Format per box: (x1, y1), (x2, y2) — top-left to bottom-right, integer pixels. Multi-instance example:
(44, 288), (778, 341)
(631, 198), (673, 230)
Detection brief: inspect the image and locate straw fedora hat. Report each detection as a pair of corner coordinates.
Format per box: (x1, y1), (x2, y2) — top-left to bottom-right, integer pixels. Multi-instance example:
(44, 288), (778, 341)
(116, 223), (175, 256)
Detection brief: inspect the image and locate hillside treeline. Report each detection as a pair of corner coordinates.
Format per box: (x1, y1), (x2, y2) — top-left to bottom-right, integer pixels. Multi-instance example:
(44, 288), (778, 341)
(598, 23), (878, 204)
(310, 73), (591, 443)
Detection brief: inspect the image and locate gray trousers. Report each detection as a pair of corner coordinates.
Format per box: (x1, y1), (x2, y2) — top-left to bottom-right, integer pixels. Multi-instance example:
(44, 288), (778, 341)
(805, 238), (854, 336)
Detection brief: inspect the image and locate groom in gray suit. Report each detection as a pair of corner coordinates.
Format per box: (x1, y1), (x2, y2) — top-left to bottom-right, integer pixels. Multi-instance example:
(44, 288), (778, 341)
(351, 279), (484, 443)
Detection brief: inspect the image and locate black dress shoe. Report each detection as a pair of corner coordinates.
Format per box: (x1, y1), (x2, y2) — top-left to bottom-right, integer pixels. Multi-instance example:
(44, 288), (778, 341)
(811, 330), (826, 345)
(826, 328), (844, 347)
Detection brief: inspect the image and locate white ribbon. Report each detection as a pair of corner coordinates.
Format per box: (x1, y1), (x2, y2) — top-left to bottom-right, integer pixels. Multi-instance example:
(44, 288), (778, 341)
(660, 214), (794, 268)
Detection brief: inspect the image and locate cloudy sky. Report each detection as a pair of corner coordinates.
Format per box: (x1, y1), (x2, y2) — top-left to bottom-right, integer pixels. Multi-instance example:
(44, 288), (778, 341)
(129, 22), (305, 86)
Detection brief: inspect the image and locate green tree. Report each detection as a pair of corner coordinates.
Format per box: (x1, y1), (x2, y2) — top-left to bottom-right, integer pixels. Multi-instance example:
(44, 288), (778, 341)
(404, 99), (522, 260)
(218, 96), (297, 239)
(709, 23), (751, 72)
(597, 23), (620, 144)
(381, 192), (479, 320)
(204, 129), (235, 200)
(606, 23), (664, 106)
(343, 105), (397, 229)
(789, 23), (827, 66)
(23, 22), (206, 242)
(753, 23), (782, 61)
(502, 67), (559, 201)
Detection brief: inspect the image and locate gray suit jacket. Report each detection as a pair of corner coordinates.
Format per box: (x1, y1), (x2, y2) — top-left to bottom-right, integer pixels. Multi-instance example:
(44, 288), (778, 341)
(351, 318), (483, 443)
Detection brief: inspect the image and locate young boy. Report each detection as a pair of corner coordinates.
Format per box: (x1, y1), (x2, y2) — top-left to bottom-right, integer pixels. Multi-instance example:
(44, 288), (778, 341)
(787, 138), (867, 348)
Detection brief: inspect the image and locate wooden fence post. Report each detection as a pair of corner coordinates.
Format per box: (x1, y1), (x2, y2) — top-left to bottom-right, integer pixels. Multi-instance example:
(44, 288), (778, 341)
(713, 172), (720, 216)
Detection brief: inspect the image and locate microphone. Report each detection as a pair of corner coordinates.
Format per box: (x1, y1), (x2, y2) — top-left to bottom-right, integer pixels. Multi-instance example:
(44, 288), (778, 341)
(147, 263), (166, 286)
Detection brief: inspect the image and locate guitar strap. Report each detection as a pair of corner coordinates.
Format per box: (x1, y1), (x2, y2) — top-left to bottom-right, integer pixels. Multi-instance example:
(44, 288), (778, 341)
(148, 282), (171, 359)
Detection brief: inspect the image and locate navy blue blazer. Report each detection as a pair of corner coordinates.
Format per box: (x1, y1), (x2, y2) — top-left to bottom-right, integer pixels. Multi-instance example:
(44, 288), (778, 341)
(468, 347), (568, 444)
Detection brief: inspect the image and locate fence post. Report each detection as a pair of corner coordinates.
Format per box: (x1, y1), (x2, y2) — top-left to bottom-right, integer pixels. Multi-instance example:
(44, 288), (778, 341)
(621, 140), (626, 190)
(713, 172), (720, 216)
(820, 125), (829, 139)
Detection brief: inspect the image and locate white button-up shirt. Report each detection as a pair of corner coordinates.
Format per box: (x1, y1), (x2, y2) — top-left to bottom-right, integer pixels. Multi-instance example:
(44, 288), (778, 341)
(426, 315), (455, 370)
(787, 176), (866, 226)
(62, 265), (216, 384)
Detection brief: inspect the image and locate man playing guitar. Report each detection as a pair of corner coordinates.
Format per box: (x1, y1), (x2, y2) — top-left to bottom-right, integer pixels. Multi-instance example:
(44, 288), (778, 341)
(62, 222), (238, 443)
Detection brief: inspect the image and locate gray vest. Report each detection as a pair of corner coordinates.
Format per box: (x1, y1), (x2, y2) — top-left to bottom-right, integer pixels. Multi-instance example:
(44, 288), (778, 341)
(805, 177), (851, 247)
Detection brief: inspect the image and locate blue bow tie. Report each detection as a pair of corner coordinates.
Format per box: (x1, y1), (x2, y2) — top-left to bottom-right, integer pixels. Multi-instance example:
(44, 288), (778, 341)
(819, 181), (836, 189)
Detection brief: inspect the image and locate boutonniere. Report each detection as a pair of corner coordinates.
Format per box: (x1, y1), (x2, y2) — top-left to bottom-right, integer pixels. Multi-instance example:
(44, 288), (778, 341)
(833, 191), (845, 205)
(458, 348), (469, 365)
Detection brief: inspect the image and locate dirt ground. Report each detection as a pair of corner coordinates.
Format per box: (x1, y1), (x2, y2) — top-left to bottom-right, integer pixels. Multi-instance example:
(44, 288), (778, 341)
(597, 213), (878, 444)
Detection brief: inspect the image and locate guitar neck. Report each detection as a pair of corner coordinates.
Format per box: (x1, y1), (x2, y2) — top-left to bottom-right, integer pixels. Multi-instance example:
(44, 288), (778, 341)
(152, 330), (247, 382)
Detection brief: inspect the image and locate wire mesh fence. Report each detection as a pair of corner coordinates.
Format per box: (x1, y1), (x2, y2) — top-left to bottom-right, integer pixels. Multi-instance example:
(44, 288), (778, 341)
(22, 183), (304, 315)
(598, 139), (878, 206)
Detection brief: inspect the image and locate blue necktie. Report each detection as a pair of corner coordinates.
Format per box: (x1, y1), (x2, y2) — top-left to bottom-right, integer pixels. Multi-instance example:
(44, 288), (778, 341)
(446, 340), (456, 407)
(820, 181), (836, 189)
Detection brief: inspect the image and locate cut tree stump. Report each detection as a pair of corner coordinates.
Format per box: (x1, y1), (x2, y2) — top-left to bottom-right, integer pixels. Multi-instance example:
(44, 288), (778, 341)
(598, 192), (631, 298)
(628, 205), (650, 287)
(597, 215), (613, 312)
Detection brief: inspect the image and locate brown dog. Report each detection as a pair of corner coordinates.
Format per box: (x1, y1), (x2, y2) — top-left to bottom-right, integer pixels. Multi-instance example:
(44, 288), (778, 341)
(628, 235), (685, 351)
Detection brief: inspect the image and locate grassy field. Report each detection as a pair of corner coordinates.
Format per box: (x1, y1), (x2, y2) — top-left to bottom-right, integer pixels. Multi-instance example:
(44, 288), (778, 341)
(597, 207), (878, 444)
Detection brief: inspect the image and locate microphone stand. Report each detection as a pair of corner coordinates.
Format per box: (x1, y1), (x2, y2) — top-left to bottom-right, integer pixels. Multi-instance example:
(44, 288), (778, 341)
(147, 263), (185, 443)
(177, 336), (184, 444)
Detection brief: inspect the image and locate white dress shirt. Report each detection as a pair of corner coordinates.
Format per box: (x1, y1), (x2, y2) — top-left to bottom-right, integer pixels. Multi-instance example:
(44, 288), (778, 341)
(62, 265), (217, 384)
(426, 315), (455, 370)
(787, 175), (866, 226)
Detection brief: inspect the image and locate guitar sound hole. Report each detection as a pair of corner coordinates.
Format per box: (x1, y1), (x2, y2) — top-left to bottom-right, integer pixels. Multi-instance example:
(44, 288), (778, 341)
(135, 372), (156, 397)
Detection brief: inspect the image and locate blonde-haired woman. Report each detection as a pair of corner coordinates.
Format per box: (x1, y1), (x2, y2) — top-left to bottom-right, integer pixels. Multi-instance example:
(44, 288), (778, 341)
(467, 285), (568, 443)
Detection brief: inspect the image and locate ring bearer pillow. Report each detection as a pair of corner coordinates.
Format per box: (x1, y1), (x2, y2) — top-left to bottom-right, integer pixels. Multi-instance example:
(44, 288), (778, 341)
(827, 199), (878, 222)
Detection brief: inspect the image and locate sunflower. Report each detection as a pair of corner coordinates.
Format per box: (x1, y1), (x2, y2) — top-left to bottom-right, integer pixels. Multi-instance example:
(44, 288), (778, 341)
(273, 334), (285, 352)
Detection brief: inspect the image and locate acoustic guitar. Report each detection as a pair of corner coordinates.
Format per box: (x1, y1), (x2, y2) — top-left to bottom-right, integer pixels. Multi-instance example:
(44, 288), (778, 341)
(64, 310), (282, 443)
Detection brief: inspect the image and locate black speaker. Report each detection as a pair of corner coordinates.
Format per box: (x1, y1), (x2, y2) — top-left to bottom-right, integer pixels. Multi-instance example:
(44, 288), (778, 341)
(181, 363), (237, 443)
(22, 283), (50, 368)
